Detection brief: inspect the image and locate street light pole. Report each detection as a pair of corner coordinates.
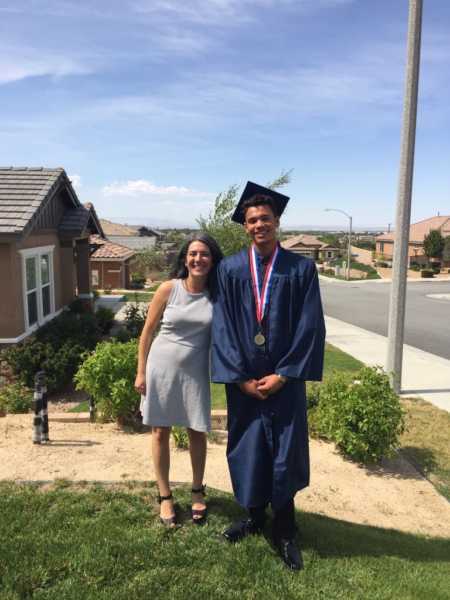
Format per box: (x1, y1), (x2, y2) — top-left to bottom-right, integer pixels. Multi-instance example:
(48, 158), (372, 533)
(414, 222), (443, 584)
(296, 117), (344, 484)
(347, 215), (352, 281)
(325, 208), (353, 280)
(386, 0), (423, 393)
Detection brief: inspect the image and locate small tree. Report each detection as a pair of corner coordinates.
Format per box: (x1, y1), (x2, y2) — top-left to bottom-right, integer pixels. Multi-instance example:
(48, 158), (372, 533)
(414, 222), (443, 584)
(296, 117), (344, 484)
(132, 248), (167, 278)
(423, 229), (444, 262)
(443, 236), (450, 263)
(198, 170), (292, 256)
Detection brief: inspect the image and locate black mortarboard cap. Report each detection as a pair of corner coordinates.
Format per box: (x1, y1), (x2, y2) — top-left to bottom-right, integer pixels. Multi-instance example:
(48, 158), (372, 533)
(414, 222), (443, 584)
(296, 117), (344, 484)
(231, 181), (290, 224)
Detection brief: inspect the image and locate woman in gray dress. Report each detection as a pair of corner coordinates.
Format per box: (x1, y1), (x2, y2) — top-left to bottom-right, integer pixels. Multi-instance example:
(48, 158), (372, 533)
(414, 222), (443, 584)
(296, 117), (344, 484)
(135, 233), (223, 527)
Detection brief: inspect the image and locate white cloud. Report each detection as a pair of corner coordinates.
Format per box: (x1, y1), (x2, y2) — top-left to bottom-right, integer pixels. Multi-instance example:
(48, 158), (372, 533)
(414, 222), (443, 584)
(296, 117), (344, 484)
(0, 50), (93, 84)
(69, 174), (82, 189)
(102, 179), (214, 199)
(132, 0), (355, 25)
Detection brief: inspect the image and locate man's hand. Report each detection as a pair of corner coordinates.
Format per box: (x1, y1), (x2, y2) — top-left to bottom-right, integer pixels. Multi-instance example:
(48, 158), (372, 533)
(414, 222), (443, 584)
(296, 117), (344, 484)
(256, 374), (286, 397)
(238, 379), (268, 400)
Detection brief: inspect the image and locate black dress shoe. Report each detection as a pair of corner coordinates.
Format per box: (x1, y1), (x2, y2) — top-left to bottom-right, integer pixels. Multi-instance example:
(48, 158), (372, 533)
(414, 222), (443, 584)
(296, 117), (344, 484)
(222, 519), (264, 543)
(274, 538), (303, 571)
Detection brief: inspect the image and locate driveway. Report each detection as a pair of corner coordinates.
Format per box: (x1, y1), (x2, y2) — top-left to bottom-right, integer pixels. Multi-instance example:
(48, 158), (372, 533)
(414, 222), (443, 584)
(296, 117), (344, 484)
(350, 245), (373, 265)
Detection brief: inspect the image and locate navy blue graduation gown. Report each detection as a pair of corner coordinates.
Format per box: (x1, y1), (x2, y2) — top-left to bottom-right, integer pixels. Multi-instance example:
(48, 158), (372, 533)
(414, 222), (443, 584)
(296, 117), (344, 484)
(211, 247), (325, 510)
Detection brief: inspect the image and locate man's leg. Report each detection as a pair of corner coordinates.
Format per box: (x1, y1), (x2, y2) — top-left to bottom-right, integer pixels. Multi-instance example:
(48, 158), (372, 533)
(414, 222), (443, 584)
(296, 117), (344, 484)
(272, 498), (296, 540)
(272, 498), (303, 571)
(223, 504), (267, 543)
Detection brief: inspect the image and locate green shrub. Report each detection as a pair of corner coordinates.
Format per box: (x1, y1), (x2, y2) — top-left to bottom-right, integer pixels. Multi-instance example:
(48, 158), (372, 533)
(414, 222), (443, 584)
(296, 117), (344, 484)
(124, 302), (148, 338)
(3, 339), (86, 392)
(2, 312), (101, 393)
(74, 340), (139, 422)
(95, 307), (115, 334)
(68, 298), (86, 314)
(130, 274), (146, 290)
(36, 312), (100, 349)
(0, 382), (33, 414)
(313, 367), (405, 463)
(409, 263), (421, 271)
(113, 328), (133, 343)
(172, 426), (189, 450)
(421, 269), (434, 278)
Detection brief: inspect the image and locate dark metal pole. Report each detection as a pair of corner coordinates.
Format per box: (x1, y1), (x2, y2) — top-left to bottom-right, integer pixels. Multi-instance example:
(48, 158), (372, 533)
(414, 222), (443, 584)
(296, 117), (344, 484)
(41, 374), (49, 443)
(386, 0), (423, 392)
(32, 371), (45, 444)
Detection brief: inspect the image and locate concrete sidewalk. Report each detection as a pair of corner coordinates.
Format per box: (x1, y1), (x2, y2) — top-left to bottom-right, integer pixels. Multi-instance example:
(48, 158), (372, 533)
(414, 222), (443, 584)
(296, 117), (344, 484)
(325, 315), (450, 413)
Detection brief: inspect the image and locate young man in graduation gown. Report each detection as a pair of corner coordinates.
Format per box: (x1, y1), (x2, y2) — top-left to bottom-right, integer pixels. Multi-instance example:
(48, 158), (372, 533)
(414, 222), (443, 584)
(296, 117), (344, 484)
(211, 182), (326, 571)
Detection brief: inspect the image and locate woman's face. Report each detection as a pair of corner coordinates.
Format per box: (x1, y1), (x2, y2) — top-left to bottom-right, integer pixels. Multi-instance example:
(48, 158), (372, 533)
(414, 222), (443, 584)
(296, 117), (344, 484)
(185, 241), (213, 277)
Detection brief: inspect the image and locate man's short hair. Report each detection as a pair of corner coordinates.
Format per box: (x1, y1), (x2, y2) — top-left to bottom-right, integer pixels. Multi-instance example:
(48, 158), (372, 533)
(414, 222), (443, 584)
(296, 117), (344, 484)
(242, 194), (279, 220)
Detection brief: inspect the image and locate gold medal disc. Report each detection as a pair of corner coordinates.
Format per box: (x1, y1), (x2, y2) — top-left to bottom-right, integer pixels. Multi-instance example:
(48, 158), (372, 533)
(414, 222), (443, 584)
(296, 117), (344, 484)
(254, 333), (266, 346)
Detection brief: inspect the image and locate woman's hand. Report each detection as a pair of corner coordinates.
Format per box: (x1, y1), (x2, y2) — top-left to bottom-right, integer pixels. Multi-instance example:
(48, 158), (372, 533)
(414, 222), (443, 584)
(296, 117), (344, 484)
(134, 373), (146, 396)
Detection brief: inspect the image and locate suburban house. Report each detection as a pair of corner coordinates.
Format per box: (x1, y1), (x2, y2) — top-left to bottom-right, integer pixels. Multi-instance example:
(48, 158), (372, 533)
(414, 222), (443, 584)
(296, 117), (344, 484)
(0, 167), (103, 344)
(90, 235), (136, 290)
(100, 219), (162, 251)
(376, 216), (450, 266)
(281, 234), (340, 262)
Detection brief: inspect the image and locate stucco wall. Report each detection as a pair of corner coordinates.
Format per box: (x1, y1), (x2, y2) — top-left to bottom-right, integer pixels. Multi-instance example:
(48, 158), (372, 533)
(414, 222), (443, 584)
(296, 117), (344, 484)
(376, 240), (426, 259)
(91, 260), (125, 290)
(0, 243), (23, 338)
(0, 232), (77, 340)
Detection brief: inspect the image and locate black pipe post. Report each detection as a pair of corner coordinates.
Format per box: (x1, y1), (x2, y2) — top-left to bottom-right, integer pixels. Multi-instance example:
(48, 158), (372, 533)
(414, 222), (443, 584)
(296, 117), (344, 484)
(40, 372), (49, 443)
(32, 371), (45, 444)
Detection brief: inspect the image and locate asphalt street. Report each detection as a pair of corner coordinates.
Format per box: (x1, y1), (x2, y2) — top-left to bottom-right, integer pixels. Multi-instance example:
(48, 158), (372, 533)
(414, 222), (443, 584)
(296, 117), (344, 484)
(320, 279), (450, 360)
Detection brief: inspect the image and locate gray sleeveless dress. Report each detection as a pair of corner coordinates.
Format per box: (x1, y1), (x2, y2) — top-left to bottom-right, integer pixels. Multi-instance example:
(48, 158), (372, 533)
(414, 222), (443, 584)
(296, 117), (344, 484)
(140, 278), (212, 432)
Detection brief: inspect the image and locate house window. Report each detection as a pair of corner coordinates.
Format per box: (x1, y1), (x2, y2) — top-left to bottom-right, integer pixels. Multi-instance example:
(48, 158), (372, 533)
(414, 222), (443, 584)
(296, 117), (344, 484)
(327, 251), (333, 258)
(379, 242), (384, 253)
(20, 246), (55, 332)
(91, 269), (99, 287)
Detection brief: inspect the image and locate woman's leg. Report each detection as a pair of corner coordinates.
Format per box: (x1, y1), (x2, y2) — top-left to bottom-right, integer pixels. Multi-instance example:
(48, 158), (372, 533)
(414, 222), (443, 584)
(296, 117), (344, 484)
(152, 426), (174, 519)
(187, 428), (207, 514)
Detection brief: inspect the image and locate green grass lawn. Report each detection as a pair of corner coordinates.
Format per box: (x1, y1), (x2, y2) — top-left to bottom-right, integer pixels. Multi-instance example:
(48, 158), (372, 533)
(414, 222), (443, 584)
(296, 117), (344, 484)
(210, 343), (363, 410)
(0, 482), (448, 600)
(122, 292), (154, 303)
(400, 397), (450, 501)
(70, 344), (363, 414)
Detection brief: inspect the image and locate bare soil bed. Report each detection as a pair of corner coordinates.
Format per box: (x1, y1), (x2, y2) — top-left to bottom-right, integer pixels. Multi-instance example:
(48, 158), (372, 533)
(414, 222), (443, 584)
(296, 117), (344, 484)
(1, 412), (450, 538)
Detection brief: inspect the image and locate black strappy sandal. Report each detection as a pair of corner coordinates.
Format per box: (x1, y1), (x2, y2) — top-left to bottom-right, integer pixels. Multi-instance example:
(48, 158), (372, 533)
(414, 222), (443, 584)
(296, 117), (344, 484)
(191, 484), (207, 525)
(158, 492), (177, 528)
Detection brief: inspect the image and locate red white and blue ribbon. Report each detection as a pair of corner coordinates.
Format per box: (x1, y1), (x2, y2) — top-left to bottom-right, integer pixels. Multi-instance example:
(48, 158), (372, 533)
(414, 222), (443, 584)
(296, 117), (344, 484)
(249, 244), (279, 325)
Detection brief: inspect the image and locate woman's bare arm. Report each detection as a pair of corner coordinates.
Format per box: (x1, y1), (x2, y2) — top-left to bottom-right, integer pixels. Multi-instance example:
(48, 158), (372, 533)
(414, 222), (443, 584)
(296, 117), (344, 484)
(134, 280), (173, 393)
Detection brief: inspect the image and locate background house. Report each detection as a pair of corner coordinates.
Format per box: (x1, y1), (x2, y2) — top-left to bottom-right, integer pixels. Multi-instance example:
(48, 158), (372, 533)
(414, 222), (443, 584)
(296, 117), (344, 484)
(100, 219), (162, 250)
(0, 167), (103, 343)
(281, 234), (340, 262)
(89, 235), (136, 290)
(376, 216), (450, 266)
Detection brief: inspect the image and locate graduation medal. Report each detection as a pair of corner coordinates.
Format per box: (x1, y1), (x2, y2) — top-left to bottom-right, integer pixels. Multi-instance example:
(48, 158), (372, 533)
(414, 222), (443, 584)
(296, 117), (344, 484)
(249, 244), (279, 347)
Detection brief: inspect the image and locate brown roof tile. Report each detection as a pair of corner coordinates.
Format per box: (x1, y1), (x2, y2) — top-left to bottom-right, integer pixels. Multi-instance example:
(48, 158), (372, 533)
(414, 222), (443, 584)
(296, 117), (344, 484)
(90, 235), (135, 261)
(377, 216), (450, 243)
(0, 167), (64, 235)
(99, 219), (138, 236)
(281, 234), (329, 249)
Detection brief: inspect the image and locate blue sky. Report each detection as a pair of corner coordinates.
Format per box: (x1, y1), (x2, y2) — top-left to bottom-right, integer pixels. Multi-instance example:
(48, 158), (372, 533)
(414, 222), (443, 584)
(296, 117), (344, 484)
(1, 0), (450, 228)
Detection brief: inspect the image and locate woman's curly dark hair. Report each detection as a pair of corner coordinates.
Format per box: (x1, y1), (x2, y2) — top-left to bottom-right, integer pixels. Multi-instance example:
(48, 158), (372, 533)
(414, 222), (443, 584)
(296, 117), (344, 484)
(170, 233), (223, 292)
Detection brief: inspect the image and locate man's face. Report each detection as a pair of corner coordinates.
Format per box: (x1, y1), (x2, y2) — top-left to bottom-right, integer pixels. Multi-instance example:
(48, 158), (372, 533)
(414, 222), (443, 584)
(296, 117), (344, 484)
(244, 204), (279, 246)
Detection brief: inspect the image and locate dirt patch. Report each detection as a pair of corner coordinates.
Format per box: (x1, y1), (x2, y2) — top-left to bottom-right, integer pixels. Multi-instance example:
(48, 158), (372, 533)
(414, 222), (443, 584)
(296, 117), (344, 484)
(1, 412), (450, 538)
